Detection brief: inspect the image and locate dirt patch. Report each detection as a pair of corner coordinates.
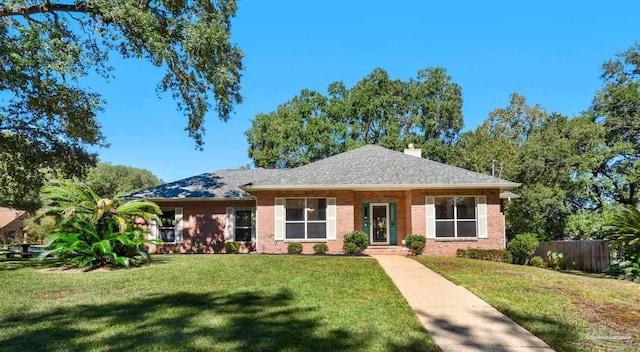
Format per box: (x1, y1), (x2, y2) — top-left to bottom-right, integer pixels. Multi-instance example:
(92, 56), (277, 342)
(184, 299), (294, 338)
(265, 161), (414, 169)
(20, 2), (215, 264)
(42, 267), (111, 274)
(34, 289), (84, 300)
(572, 297), (640, 348)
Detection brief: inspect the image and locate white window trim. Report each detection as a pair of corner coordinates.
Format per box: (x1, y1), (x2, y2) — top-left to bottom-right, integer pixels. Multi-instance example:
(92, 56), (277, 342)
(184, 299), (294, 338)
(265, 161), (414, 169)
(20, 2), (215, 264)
(284, 198), (328, 240)
(226, 207), (256, 243)
(157, 207), (183, 244)
(433, 196), (478, 239)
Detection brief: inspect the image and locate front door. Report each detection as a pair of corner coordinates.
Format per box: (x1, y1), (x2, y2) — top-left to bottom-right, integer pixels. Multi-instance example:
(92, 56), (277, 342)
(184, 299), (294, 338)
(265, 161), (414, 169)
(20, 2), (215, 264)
(370, 203), (389, 245)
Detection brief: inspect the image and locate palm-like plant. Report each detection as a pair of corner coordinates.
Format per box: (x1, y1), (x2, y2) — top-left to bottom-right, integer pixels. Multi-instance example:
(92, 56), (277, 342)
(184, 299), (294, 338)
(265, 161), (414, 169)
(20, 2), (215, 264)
(39, 181), (162, 268)
(603, 205), (640, 258)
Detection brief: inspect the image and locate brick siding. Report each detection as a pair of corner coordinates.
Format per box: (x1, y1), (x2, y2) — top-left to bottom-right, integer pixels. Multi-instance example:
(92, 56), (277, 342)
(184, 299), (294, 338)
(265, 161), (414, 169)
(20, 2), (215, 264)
(255, 188), (506, 256)
(150, 200), (255, 254)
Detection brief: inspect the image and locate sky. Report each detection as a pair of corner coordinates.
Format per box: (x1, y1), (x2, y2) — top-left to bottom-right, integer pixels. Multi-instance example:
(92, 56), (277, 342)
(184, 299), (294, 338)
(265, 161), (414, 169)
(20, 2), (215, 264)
(88, 0), (640, 183)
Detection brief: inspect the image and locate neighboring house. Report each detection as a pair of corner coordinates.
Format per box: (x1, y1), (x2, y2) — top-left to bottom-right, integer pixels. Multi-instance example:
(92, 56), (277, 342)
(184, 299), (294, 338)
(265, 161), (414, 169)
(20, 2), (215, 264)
(0, 207), (28, 244)
(126, 145), (520, 255)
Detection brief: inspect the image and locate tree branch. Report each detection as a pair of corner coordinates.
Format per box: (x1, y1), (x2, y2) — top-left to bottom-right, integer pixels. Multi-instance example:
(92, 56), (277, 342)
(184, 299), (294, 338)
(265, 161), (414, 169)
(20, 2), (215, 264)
(0, 2), (91, 18)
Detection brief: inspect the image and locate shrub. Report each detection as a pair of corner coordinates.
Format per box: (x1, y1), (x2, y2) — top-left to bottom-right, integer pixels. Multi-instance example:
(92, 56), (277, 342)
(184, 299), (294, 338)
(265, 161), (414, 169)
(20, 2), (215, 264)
(225, 241), (240, 254)
(546, 250), (562, 269)
(343, 231), (368, 254)
(605, 256), (640, 282)
(456, 248), (512, 263)
(343, 242), (359, 254)
(40, 181), (161, 269)
(287, 242), (303, 254)
(313, 243), (329, 255)
(530, 256), (546, 268)
(603, 205), (640, 261)
(507, 233), (540, 265)
(404, 234), (426, 248)
(409, 241), (425, 255)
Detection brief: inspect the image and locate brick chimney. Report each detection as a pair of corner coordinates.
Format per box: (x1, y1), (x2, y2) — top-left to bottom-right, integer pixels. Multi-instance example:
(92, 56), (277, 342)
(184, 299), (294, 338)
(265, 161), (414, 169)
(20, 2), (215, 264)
(404, 144), (422, 158)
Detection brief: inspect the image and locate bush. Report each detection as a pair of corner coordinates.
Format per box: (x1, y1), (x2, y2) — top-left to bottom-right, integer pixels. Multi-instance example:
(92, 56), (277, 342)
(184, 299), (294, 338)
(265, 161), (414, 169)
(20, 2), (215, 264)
(40, 181), (161, 269)
(225, 241), (240, 254)
(343, 231), (368, 254)
(343, 242), (359, 254)
(605, 256), (640, 282)
(456, 248), (513, 263)
(287, 242), (303, 254)
(530, 256), (546, 268)
(409, 241), (425, 256)
(507, 233), (540, 265)
(404, 234), (426, 247)
(313, 243), (329, 255)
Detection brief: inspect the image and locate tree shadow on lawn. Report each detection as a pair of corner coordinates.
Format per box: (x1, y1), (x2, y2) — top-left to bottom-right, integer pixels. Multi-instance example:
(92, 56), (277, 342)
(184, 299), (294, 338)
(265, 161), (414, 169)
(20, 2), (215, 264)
(0, 289), (371, 352)
(0, 257), (62, 271)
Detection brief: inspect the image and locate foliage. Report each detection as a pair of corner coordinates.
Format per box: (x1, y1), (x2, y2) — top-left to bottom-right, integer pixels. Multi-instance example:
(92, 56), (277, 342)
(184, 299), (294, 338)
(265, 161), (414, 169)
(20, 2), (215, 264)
(342, 242), (359, 255)
(506, 184), (571, 240)
(589, 43), (640, 207)
(452, 94), (600, 239)
(403, 234), (426, 248)
(287, 242), (303, 254)
(416, 256), (640, 351)
(343, 231), (369, 254)
(83, 163), (163, 198)
(546, 251), (565, 270)
(313, 243), (329, 255)
(22, 215), (57, 243)
(39, 181), (161, 268)
(605, 257), (640, 282)
(455, 249), (512, 263)
(564, 207), (615, 240)
(0, 0), (242, 210)
(246, 67), (463, 168)
(603, 205), (640, 260)
(408, 242), (425, 256)
(225, 241), (240, 254)
(506, 233), (540, 265)
(530, 256), (546, 268)
(454, 93), (548, 179)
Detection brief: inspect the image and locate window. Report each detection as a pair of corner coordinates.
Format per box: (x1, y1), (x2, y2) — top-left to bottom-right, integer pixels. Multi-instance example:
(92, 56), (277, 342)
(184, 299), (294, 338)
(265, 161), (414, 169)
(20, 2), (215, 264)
(158, 208), (183, 243)
(434, 197), (477, 238)
(225, 207), (255, 242)
(285, 198), (327, 239)
(234, 208), (253, 242)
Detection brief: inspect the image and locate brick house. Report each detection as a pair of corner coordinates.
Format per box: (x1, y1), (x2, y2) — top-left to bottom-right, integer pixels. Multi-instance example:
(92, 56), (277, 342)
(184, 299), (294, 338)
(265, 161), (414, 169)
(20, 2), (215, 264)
(127, 145), (520, 255)
(0, 207), (28, 244)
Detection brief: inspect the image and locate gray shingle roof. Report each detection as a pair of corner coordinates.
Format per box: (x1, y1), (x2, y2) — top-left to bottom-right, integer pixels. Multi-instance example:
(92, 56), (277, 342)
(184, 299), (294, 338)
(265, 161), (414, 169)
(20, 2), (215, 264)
(244, 145), (519, 191)
(124, 169), (286, 200)
(127, 145), (520, 200)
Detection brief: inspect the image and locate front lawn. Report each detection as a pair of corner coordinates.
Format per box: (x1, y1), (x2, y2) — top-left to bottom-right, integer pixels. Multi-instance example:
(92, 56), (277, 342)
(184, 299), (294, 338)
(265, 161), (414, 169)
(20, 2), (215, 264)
(0, 255), (436, 352)
(414, 257), (640, 352)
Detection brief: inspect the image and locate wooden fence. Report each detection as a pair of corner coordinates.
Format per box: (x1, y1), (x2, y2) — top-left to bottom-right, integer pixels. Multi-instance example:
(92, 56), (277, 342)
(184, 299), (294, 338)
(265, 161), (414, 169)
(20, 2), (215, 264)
(533, 240), (610, 273)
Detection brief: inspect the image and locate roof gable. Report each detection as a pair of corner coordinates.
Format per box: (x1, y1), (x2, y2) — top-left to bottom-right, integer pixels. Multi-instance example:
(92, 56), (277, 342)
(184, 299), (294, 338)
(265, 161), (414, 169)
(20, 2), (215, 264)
(127, 145), (519, 200)
(244, 145), (519, 190)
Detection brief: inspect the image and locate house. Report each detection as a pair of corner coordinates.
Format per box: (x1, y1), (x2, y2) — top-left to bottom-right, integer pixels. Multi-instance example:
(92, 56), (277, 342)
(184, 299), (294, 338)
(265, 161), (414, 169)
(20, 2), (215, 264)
(0, 207), (28, 244)
(126, 145), (520, 255)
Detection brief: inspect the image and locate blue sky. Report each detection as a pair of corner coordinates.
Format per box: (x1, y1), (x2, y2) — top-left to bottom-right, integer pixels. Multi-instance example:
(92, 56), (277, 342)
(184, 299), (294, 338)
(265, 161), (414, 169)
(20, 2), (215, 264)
(89, 1), (640, 183)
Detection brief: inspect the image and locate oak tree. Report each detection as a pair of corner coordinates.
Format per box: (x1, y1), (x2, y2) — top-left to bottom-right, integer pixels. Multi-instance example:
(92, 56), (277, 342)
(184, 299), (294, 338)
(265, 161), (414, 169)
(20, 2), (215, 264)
(246, 67), (463, 168)
(1, 0), (243, 210)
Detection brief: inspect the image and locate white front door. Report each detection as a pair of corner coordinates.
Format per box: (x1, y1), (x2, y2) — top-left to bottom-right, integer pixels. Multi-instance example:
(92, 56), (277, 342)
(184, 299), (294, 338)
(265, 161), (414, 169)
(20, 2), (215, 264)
(370, 203), (389, 245)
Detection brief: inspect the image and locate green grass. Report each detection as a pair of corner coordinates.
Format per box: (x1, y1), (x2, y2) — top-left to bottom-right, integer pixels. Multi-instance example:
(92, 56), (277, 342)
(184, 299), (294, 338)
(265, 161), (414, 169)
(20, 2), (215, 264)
(414, 256), (640, 352)
(0, 255), (437, 352)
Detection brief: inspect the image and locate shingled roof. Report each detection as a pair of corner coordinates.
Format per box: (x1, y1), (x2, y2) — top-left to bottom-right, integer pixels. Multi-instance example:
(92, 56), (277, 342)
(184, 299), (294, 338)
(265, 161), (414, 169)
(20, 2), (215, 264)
(125, 169), (286, 200)
(242, 145), (519, 191)
(127, 145), (519, 199)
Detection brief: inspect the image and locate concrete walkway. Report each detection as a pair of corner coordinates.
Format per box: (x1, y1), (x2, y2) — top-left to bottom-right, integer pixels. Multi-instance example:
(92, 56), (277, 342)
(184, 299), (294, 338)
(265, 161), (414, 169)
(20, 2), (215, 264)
(374, 255), (554, 352)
